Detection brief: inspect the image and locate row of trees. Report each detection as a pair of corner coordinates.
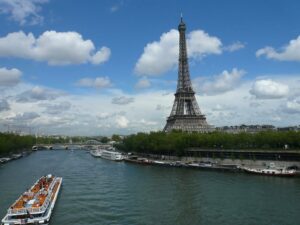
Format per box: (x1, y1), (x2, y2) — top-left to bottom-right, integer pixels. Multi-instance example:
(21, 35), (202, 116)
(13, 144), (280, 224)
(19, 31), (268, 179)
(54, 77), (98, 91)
(0, 133), (123, 156)
(116, 131), (300, 156)
(0, 133), (76, 156)
(0, 133), (36, 156)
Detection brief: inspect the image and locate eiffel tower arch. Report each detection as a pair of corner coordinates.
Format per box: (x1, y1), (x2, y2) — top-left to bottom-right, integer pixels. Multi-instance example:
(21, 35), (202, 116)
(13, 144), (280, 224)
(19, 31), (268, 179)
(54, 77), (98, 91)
(163, 17), (213, 133)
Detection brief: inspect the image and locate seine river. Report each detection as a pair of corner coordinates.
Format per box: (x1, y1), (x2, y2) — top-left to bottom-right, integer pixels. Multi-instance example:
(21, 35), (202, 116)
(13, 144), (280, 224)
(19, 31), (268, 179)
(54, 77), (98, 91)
(1, 150), (300, 225)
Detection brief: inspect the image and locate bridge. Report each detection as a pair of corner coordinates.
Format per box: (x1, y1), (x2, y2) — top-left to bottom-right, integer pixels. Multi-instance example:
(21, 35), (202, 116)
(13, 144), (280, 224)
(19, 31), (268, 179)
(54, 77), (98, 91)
(32, 140), (114, 150)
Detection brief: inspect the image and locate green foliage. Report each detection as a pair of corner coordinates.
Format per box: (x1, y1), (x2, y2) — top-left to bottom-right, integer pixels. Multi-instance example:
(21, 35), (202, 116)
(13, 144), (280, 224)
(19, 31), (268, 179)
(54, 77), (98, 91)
(0, 133), (35, 156)
(0, 133), (73, 156)
(111, 134), (122, 142)
(117, 131), (300, 155)
(100, 136), (109, 143)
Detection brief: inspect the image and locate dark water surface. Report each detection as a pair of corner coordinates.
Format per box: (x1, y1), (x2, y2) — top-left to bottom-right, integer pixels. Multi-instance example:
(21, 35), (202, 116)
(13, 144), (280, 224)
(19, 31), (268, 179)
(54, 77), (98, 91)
(1, 150), (300, 225)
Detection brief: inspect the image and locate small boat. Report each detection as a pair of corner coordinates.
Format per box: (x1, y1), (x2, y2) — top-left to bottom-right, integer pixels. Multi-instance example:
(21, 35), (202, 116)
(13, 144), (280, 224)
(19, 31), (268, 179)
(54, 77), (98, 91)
(152, 160), (169, 166)
(11, 154), (23, 160)
(90, 150), (102, 157)
(0, 157), (12, 164)
(1, 174), (63, 225)
(241, 163), (297, 177)
(187, 161), (214, 169)
(124, 156), (153, 165)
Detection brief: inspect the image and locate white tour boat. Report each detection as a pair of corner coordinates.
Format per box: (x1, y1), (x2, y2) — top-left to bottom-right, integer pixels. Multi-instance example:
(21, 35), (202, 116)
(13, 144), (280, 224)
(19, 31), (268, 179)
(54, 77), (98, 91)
(100, 150), (123, 161)
(90, 149), (103, 157)
(1, 174), (62, 225)
(241, 163), (297, 177)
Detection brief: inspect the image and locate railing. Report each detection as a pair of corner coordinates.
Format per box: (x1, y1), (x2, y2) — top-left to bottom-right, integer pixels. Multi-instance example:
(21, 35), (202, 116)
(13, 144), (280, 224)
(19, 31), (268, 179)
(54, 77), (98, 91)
(8, 178), (60, 215)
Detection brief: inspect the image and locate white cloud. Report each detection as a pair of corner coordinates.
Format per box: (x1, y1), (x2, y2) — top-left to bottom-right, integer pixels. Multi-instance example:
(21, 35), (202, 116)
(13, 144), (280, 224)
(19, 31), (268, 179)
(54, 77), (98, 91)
(111, 96), (134, 105)
(135, 77), (151, 89)
(256, 36), (300, 62)
(115, 115), (129, 128)
(224, 42), (245, 52)
(40, 101), (71, 114)
(194, 68), (245, 95)
(16, 86), (64, 102)
(76, 76), (112, 89)
(1, 75), (300, 135)
(90, 47), (111, 65)
(0, 0), (48, 25)
(212, 104), (234, 111)
(250, 79), (289, 99)
(0, 31), (111, 65)
(9, 111), (40, 121)
(135, 29), (222, 76)
(283, 98), (300, 114)
(0, 67), (22, 86)
(0, 99), (10, 111)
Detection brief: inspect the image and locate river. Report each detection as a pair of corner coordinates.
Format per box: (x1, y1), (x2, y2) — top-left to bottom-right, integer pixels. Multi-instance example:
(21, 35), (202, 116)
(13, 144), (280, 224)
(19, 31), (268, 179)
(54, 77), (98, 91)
(1, 150), (299, 225)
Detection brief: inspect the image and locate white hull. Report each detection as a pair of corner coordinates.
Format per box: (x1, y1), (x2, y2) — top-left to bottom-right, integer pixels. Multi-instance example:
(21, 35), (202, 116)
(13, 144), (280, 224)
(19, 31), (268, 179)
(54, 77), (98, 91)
(90, 150), (102, 157)
(242, 167), (296, 177)
(100, 150), (123, 161)
(2, 177), (62, 225)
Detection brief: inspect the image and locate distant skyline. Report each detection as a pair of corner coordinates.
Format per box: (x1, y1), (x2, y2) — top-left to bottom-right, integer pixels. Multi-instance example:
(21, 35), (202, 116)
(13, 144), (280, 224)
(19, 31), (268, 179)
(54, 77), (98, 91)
(0, 0), (300, 135)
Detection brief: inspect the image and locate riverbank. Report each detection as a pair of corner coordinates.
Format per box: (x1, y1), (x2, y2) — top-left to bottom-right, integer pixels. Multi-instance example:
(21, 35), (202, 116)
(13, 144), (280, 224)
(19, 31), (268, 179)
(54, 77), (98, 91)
(0, 151), (32, 164)
(124, 153), (300, 176)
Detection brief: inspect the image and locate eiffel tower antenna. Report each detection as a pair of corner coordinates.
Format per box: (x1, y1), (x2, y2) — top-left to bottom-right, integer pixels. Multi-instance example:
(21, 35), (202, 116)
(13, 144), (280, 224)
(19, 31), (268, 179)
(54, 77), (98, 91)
(163, 17), (213, 133)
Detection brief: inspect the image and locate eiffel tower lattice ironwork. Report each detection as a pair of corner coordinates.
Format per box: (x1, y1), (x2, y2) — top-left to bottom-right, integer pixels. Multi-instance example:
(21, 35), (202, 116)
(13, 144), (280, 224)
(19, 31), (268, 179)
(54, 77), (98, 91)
(163, 17), (212, 132)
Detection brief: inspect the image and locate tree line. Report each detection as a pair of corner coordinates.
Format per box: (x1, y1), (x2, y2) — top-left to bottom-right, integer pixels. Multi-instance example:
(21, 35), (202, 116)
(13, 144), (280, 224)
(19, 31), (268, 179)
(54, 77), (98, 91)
(0, 133), (36, 156)
(0, 133), (122, 156)
(116, 131), (300, 156)
(0, 133), (71, 156)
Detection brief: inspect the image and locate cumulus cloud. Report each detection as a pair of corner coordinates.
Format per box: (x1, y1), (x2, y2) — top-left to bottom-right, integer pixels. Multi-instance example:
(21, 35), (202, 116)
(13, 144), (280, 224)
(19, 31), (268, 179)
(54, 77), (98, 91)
(16, 86), (64, 102)
(250, 79), (289, 99)
(111, 96), (134, 105)
(0, 67), (22, 86)
(256, 36), (300, 62)
(0, 31), (111, 65)
(76, 76), (112, 89)
(224, 42), (245, 52)
(0, 99), (10, 111)
(135, 77), (151, 89)
(40, 101), (71, 114)
(135, 29), (222, 76)
(0, 0), (48, 25)
(2, 75), (300, 135)
(115, 115), (129, 128)
(11, 112), (40, 121)
(283, 98), (300, 114)
(212, 104), (234, 111)
(97, 111), (125, 120)
(194, 68), (245, 95)
(155, 104), (170, 111)
(90, 47), (111, 64)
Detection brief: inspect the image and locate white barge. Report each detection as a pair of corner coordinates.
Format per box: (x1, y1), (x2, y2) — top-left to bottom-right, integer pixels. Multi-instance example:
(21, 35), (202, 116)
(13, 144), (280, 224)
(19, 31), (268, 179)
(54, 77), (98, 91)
(240, 163), (297, 177)
(1, 174), (62, 225)
(90, 149), (123, 161)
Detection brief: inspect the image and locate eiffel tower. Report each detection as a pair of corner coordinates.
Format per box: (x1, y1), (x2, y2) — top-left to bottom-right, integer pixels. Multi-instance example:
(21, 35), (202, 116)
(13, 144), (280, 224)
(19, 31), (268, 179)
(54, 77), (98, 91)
(163, 17), (212, 133)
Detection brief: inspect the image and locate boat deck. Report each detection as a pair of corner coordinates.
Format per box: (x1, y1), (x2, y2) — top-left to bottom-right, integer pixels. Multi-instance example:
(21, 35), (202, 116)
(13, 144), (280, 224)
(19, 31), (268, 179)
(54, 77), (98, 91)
(9, 175), (56, 214)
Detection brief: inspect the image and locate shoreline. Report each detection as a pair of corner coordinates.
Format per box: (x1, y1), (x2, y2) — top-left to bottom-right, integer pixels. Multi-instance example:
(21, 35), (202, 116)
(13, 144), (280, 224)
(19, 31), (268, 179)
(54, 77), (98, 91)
(124, 153), (300, 176)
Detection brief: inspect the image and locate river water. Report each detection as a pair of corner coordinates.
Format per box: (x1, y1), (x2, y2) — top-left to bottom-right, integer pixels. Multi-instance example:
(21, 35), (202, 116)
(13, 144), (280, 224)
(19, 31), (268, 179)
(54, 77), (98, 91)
(0, 150), (299, 225)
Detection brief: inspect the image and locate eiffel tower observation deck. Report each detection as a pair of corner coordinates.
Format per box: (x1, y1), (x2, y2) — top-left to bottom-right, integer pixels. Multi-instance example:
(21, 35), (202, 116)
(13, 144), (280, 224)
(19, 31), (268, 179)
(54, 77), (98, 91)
(163, 17), (213, 133)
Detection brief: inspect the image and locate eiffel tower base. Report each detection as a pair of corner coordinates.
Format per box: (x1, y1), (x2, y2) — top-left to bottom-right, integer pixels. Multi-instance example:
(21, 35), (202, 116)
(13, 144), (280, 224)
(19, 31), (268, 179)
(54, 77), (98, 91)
(163, 115), (213, 133)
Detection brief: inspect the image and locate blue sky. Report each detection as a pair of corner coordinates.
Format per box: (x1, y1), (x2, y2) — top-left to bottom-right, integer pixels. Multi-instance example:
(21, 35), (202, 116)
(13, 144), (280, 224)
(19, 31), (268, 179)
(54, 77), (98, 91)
(0, 0), (300, 135)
